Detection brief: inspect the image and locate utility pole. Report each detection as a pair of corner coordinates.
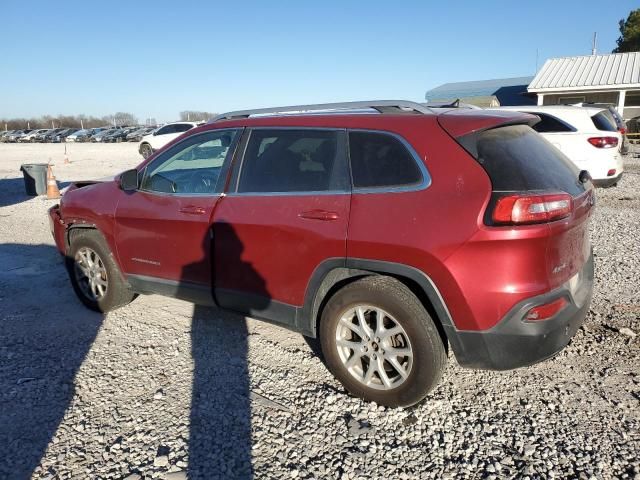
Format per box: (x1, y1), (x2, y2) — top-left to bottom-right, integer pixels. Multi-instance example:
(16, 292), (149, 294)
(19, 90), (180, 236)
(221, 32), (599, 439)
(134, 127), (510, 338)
(80, 119), (84, 129)
(592, 32), (597, 55)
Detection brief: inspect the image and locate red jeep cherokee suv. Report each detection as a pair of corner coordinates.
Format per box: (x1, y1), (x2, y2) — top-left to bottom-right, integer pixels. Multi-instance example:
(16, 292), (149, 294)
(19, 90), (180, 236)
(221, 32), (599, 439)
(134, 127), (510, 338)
(49, 101), (594, 407)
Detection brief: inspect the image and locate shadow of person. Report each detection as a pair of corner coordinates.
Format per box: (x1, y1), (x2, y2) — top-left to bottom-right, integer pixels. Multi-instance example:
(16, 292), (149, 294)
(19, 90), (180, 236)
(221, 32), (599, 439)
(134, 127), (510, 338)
(0, 243), (103, 479)
(186, 221), (270, 479)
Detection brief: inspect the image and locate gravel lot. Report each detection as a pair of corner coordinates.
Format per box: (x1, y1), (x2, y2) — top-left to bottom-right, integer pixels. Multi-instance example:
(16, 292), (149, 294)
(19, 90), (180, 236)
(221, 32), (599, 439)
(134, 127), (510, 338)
(0, 142), (638, 480)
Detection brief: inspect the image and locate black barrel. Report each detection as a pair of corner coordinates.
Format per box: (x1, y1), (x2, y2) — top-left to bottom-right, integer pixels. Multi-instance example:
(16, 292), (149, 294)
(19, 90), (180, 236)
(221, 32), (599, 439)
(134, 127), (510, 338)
(20, 163), (49, 196)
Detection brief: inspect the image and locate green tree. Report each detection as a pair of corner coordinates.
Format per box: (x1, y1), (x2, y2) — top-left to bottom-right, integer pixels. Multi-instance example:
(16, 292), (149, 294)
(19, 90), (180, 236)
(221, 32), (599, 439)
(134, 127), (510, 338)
(613, 8), (640, 53)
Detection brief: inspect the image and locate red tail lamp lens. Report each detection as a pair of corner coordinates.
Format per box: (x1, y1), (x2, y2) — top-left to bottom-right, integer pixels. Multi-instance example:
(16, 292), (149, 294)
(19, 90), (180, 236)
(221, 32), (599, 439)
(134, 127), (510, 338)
(525, 297), (568, 321)
(587, 137), (618, 148)
(493, 193), (573, 225)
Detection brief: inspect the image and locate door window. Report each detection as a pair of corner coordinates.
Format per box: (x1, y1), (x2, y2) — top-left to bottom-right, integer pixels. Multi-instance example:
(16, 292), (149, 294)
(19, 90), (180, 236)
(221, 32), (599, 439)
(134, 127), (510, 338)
(175, 123), (195, 133)
(141, 129), (239, 195)
(237, 129), (348, 193)
(155, 125), (176, 135)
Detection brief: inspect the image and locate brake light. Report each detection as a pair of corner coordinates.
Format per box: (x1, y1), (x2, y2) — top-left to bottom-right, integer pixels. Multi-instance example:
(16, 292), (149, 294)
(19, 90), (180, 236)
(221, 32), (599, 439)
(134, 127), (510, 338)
(492, 192), (573, 225)
(619, 127), (627, 135)
(587, 136), (618, 148)
(525, 297), (568, 321)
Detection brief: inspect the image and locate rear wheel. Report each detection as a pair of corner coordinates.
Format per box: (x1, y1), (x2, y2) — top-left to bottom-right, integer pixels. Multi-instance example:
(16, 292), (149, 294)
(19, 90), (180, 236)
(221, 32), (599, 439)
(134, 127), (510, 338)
(140, 143), (153, 159)
(66, 229), (136, 312)
(319, 276), (447, 407)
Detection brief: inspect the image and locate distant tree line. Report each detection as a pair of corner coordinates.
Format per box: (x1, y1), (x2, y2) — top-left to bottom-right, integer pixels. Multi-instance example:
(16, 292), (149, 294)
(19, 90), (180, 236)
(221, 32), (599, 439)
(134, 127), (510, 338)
(613, 8), (640, 53)
(179, 110), (217, 122)
(1, 112), (140, 130)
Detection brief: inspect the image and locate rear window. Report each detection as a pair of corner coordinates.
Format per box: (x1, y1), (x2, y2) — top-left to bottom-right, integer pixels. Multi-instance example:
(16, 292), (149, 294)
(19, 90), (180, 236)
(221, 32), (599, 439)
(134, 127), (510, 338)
(470, 125), (584, 196)
(591, 111), (617, 132)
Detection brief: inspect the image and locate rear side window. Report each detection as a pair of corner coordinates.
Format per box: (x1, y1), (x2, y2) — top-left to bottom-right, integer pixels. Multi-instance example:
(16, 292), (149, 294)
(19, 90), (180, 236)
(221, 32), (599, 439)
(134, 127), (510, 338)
(237, 129), (347, 193)
(591, 112), (617, 132)
(175, 124), (194, 133)
(529, 113), (574, 133)
(348, 131), (422, 189)
(470, 125), (584, 196)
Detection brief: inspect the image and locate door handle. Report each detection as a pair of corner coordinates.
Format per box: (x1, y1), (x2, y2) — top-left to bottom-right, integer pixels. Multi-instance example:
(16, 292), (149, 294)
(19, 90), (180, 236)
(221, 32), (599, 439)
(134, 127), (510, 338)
(179, 205), (206, 215)
(298, 209), (339, 221)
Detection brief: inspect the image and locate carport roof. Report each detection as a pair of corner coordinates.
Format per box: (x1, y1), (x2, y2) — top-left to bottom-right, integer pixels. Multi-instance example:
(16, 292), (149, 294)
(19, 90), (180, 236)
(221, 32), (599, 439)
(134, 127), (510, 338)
(425, 76), (535, 106)
(528, 52), (640, 92)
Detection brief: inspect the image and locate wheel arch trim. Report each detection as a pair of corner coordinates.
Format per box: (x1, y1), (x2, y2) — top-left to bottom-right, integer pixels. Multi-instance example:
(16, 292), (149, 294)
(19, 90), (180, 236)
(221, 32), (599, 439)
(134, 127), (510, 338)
(299, 258), (456, 339)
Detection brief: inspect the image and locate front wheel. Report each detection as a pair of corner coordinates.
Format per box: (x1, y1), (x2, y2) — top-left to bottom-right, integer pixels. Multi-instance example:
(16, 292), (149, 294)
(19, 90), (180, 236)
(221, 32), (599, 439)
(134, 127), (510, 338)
(319, 276), (447, 407)
(66, 229), (136, 313)
(140, 143), (153, 159)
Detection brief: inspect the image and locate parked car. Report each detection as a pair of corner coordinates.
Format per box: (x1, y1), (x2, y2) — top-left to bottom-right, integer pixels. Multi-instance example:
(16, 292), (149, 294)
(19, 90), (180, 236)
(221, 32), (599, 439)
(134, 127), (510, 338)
(127, 127), (156, 142)
(138, 121), (198, 158)
(44, 128), (72, 142)
(104, 126), (138, 143)
(572, 103), (629, 154)
(0, 130), (15, 142)
(40, 128), (66, 142)
(18, 129), (49, 142)
(90, 128), (118, 142)
(49, 100), (595, 407)
(496, 105), (624, 187)
(6, 129), (33, 142)
(67, 128), (103, 142)
(52, 128), (78, 143)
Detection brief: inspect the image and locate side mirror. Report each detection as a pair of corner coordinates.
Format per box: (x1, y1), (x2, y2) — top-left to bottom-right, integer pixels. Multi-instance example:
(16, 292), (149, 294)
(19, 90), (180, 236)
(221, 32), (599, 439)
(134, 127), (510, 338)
(119, 169), (139, 191)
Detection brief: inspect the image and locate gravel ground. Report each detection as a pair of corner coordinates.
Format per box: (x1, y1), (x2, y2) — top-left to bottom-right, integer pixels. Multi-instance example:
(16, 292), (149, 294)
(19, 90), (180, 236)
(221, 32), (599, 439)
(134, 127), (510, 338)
(0, 142), (638, 480)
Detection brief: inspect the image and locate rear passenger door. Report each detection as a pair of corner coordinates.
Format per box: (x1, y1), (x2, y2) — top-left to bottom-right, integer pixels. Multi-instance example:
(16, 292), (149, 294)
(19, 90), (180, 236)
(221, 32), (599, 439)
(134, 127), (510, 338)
(212, 128), (351, 327)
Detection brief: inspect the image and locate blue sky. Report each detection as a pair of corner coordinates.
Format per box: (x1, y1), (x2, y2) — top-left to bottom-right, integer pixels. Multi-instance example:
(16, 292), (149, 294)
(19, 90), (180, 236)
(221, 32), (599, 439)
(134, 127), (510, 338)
(1, 0), (637, 122)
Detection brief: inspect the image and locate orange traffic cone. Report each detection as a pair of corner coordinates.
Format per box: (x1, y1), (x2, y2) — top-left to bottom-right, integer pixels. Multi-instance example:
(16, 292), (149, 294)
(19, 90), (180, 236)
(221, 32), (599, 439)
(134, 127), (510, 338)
(47, 164), (61, 199)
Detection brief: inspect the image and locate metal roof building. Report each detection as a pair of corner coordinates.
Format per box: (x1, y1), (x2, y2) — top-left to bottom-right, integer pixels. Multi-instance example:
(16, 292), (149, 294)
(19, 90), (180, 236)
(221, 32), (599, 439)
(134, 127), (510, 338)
(425, 76), (535, 108)
(528, 52), (640, 120)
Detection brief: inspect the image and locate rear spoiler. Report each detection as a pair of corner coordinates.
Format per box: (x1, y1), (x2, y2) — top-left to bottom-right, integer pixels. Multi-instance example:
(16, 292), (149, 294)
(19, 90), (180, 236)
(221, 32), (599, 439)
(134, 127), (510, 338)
(437, 109), (541, 158)
(437, 109), (540, 138)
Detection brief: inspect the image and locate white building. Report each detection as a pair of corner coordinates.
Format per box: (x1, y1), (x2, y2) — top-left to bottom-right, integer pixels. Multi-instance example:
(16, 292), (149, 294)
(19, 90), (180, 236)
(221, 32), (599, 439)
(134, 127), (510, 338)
(528, 51), (640, 120)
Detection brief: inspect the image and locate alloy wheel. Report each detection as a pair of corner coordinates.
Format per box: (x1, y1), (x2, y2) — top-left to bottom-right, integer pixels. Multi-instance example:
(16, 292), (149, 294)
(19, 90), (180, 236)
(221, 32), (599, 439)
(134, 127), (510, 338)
(74, 247), (108, 301)
(335, 305), (413, 390)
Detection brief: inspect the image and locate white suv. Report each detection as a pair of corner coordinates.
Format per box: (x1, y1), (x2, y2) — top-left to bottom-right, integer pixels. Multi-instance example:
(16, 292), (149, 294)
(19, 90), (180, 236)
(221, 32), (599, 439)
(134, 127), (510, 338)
(138, 122), (199, 158)
(496, 105), (624, 187)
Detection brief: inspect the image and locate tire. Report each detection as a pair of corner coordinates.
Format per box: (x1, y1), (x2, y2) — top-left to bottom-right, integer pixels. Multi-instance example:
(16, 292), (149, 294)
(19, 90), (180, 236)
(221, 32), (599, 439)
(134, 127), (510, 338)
(66, 229), (136, 313)
(140, 143), (153, 159)
(319, 276), (447, 407)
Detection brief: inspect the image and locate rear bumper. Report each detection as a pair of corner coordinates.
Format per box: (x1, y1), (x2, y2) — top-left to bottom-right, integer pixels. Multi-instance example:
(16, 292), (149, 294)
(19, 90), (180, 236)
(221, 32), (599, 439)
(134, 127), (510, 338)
(447, 252), (594, 370)
(592, 173), (622, 188)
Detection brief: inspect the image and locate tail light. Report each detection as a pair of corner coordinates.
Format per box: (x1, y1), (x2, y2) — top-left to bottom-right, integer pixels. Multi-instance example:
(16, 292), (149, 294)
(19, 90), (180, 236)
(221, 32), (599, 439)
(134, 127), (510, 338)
(525, 297), (568, 321)
(492, 192), (573, 225)
(587, 136), (618, 148)
(607, 169), (616, 177)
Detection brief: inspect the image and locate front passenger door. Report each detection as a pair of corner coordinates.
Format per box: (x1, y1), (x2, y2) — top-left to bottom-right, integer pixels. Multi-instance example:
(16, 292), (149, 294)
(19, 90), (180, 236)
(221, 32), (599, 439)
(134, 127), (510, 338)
(115, 129), (240, 297)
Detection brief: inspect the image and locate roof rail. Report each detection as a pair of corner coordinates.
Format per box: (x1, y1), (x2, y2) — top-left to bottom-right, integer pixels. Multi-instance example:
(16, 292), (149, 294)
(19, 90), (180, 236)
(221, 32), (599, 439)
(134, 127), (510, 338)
(209, 100), (432, 123)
